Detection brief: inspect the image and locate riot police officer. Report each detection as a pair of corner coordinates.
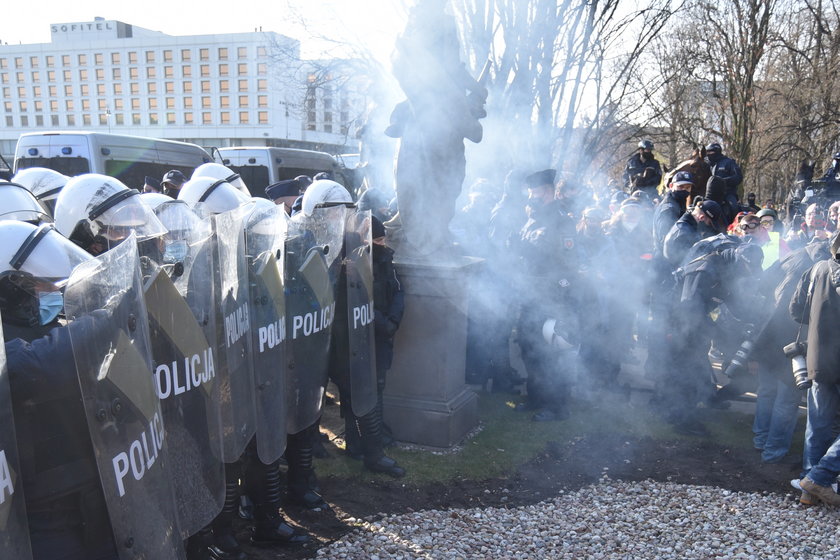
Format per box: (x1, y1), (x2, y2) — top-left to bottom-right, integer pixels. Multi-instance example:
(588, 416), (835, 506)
(623, 139), (662, 196)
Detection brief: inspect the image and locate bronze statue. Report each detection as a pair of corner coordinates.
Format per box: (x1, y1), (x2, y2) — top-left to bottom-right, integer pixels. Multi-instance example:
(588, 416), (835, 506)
(385, 0), (488, 258)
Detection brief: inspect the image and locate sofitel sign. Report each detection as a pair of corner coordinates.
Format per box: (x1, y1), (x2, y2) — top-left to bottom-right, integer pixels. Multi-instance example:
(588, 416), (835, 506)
(51, 21), (114, 34)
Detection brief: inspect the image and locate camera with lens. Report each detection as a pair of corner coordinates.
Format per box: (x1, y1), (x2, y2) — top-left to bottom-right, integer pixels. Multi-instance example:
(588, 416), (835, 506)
(724, 329), (755, 378)
(783, 341), (810, 390)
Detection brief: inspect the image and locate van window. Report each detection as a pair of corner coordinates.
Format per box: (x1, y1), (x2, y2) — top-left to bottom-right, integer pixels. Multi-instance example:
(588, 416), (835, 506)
(105, 161), (197, 190)
(227, 164), (269, 197)
(16, 157), (90, 176)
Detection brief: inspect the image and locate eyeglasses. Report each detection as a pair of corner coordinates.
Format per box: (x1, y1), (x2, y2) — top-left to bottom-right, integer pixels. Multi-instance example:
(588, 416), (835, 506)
(760, 219), (774, 227)
(739, 222), (759, 231)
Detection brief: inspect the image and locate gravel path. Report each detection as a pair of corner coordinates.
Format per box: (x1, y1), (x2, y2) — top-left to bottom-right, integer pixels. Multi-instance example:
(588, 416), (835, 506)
(317, 478), (840, 559)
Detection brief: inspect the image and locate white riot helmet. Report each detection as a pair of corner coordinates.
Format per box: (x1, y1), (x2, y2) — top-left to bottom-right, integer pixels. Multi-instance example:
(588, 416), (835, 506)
(541, 318), (576, 351)
(0, 221), (91, 295)
(178, 176), (250, 215)
(12, 167), (69, 216)
(54, 173), (167, 252)
(300, 179), (352, 217)
(192, 163), (250, 195)
(139, 192), (174, 211)
(0, 182), (52, 224)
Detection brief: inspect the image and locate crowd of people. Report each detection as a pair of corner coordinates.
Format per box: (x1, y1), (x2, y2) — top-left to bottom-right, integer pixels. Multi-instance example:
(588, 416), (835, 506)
(448, 139), (840, 507)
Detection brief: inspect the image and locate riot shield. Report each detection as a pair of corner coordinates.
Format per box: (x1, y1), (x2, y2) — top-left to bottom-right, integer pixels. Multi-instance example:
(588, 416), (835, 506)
(245, 203), (289, 464)
(64, 236), (185, 559)
(143, 201), (225, 537)
(212, 205), (257, 462)
(344, 209), (378, 417)
(0, 321), (34, 559)
(285, 205), (346, 433)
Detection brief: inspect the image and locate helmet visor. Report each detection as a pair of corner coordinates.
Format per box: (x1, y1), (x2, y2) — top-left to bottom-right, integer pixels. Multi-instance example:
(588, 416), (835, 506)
(93, 195), (168, 242)
(9, 225), (91, 286)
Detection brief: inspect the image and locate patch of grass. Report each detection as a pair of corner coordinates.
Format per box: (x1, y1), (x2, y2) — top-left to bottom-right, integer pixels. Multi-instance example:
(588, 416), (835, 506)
(314, 391), (765, 485)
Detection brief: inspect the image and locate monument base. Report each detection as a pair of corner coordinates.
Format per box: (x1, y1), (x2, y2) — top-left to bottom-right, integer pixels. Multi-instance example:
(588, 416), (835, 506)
(383, 255), (480, 448)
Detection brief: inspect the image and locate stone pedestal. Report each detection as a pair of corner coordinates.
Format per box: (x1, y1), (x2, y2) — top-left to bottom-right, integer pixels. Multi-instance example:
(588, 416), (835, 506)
(382, 256), (480, 448)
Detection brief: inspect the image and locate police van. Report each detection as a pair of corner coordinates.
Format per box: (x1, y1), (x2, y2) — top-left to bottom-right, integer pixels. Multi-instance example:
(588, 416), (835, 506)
(218, 146), (351, 198)
(14, 132), (212, 189)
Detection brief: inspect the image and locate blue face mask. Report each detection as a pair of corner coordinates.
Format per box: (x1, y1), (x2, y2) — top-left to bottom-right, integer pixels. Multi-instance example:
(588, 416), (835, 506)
(163, 240), (188, 264)
(38, 291), (64, 325)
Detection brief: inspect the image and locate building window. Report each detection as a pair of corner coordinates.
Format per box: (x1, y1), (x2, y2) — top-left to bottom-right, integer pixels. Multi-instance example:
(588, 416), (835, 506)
(129, 67), (139, 79)
(132, 113), (141, 125)
(257, 95), (268, 108)
(237, 63), (248, 76)
(238, 80), (248, 91)
(13, 57), (22, 69)
(32, 85), (41, 97)
(115, 113), (124, 125)
(164, 66), (174, 78)
(199, 48), (209, 61)
(46, 70), (55, 82)
(184, 98), (193, 109)
(165, 82), (174, 94)
(257, 63), (267, 75)
(219, 80), (229, 92)
(130, 83), (139, 94)
(3, 101), (10, 112)
(131, 98), (140, 110)
(257, 46), (266, 57)
(184, 113), (194, 125)
(97, 99), (107, 110)
(17, 86), (25, 97)
(202, 112), (212, 124)
(62, 55), (71, 66)
(51, 115), (59, 126)
(165, 97), (175, 109)
(218, 48), (228, 60)
(49, 100), (57, 111)
(94, 53), (103, 65)
(219, 64), (229, 76)
(80, 84), (89, 96)
(96, 84), (105, 95)
(147, 67), (156, 79)
(81, 100), (90, 111)
(149, 98), (158, 110)
(35, 115), (43, 126)
(146, 51), (155, 63)
(65, 100), (74, 111)
(78, 54), (87, 65)
(64, 85), (73, 96)
(34, 100), (43, 111)
(111, 52), (120, 64)
(128, 52), (138, 64)
(67, 114), (75, 126)
(220, 112), (230, 124)
(258, 79), (267, 92)
(15, 71), (24, 83)
(258, 111), (268, 124)
(148, 82), (157, 94)
(29, 56), (39, 67)
(46, 56), (55, 67)
(114, 99), (123, 110)
(238, 47), (247, 58)
(200, 65), (210, 77)
(220, 96), (229, 108)
(95, 69), (104, 80)
(48, 85), (57, 97)
(166, 112), (176, 124)
(201, 97), (211, 109)
(113, 83), (122, 95)
(20, 115), (28, 127)
(181, 65), (192, 78)
(18, 101), (26, 111)
(201, 81), (211, 93)
(99, 114), (108, 125)
(163, 50), (173, 62)
(0, 74), (7, 85)
(181, 49), (191, 61)
(238, 95), (249, 108)
(239, 111), (249, 124)
(149, 113), (159, 125)
(183, 82), (193, 93)
(63, 70), (72, 81)
(0, 59), (6, 69)
(112, 68), (121, 79)
(82, 114), (91, 125)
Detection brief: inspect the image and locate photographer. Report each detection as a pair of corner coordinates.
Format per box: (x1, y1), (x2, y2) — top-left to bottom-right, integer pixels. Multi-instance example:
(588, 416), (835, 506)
(790, 231), (840, 506)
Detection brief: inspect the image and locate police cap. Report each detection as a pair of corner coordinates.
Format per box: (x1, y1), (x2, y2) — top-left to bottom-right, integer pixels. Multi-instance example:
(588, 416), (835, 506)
(525, 169), (556, 189)
(162, 169), (187, 187)
(265, 179), (301, 200)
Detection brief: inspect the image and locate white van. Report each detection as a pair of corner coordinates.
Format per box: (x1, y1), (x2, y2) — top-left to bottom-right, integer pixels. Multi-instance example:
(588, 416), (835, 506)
(218, 147), (351, 197)
(14, 132), (212, 189)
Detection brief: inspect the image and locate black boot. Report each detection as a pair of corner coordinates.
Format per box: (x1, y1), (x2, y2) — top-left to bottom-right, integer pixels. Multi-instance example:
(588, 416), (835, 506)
(249, 461), (310, 546)
(208, 468), (247, 560)
(310, 417), (331, 459)
(358, 408), (405, 478)
(286, 427), (329, 510)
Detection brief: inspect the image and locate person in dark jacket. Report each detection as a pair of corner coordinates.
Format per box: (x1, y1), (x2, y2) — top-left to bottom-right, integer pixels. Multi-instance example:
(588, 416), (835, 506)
(663, 199), (722, 267)
(790, 231), (840, 506)
(623, 139), (662, 197)
(652, 171), (693, 256)
(704, 142), (743, 221)
(0, 221), (117, 560)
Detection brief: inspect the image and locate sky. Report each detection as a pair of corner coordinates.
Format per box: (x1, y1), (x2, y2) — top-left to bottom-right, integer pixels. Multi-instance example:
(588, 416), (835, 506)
(0, 0), (408, 64)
